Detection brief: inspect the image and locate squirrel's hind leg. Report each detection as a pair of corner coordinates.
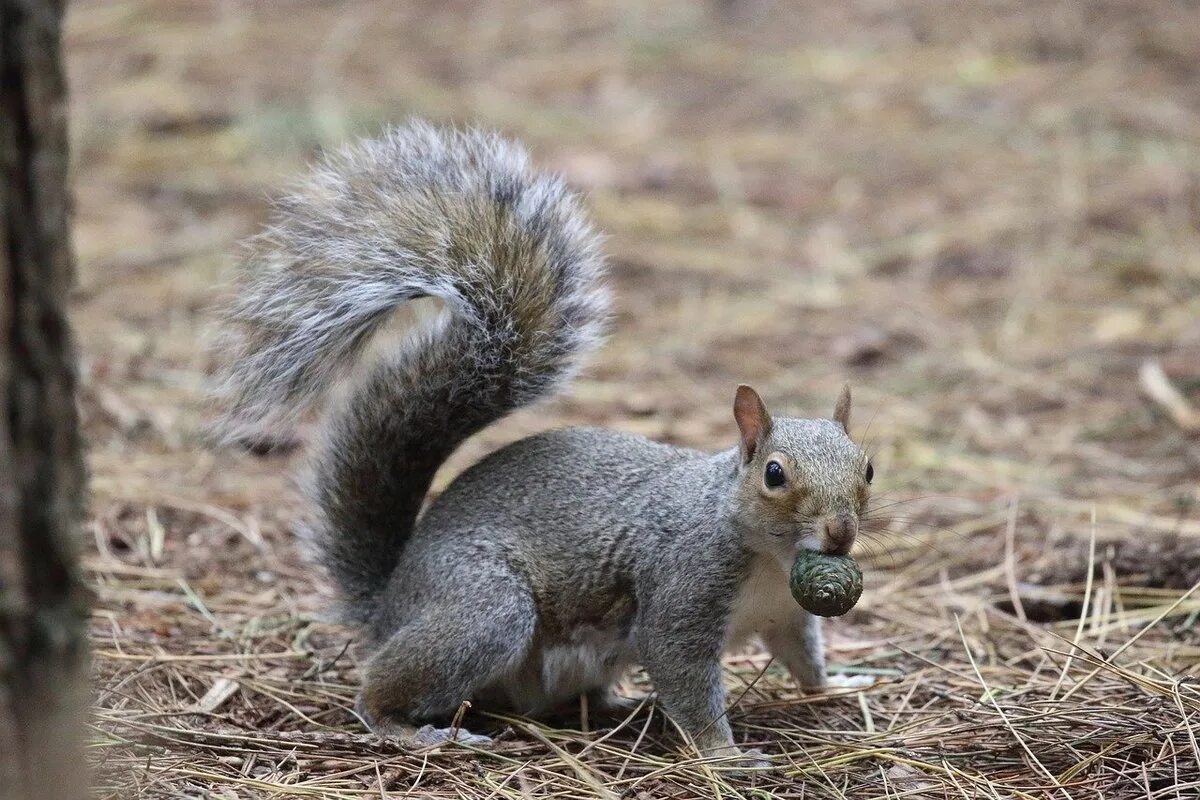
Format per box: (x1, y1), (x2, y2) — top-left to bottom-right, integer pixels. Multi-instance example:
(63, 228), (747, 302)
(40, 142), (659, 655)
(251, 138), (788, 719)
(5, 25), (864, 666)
(356, 570), (537, 739)
(353, 698), (495, 747)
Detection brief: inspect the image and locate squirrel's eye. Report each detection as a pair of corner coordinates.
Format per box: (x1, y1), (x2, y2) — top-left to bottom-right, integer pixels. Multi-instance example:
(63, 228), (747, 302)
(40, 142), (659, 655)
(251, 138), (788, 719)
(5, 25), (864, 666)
(764, 460), (786, 488)
(865, 461), (874, 484)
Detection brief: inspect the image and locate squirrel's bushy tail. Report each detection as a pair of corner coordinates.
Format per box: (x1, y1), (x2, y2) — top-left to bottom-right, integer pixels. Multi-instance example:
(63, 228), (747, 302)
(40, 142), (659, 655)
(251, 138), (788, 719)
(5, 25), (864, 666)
(213, 122), (608, 624)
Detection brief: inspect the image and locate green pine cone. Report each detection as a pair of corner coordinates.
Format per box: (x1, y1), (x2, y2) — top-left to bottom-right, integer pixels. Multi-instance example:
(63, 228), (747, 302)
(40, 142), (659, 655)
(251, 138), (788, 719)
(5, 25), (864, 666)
(789, 550), (863, 617)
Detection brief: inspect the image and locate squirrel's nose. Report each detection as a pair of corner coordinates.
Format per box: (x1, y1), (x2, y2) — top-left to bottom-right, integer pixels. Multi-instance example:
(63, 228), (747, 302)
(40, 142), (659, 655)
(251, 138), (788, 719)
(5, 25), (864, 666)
(821, 513), (857, 556)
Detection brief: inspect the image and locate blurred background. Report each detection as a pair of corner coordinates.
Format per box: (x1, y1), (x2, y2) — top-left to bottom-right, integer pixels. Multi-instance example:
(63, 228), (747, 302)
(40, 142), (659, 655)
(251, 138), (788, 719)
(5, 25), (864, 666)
(71, 1), (1200, 796)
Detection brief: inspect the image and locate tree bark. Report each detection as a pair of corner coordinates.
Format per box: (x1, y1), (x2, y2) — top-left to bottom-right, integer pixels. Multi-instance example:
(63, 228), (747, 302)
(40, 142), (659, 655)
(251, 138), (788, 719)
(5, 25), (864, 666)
(0, 1), (89, 799)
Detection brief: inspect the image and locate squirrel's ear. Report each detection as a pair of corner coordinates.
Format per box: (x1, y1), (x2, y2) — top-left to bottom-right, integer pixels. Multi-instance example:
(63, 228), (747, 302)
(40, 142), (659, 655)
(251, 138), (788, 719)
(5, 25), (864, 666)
(833, 384), (852, 432)
(734, 384), (773, 464)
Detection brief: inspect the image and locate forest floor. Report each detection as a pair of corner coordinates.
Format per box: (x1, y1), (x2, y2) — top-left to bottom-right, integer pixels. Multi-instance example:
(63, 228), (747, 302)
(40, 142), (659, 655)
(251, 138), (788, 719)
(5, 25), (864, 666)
(69, 1), (1200, 797)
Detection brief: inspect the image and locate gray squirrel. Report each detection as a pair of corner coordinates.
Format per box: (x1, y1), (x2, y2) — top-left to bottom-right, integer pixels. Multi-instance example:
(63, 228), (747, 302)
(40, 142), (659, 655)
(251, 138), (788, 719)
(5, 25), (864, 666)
(212, 121), (873, 762)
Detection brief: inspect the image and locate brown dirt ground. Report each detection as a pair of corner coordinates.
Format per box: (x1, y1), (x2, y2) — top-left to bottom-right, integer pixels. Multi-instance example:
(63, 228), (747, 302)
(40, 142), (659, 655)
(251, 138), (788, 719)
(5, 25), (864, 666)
(69, 1), (1200, 797)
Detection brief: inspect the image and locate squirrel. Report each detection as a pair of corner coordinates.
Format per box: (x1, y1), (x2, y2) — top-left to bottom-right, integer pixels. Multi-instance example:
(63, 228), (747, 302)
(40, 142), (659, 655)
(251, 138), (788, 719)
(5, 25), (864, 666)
(212, 120), (873, 763)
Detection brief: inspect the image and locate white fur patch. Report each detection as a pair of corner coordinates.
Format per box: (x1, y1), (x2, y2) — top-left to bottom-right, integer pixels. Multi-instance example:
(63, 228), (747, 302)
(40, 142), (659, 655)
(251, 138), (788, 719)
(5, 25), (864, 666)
(825, 673), (876, 689)
(541, 631), (635, 701)
(499, 626), (636, 713)
(726, 556), (799, 650)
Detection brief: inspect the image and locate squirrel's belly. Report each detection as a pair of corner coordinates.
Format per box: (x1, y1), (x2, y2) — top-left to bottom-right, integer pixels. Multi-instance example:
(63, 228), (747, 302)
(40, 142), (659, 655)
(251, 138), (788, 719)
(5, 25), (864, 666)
(496, 625), (637, 713)
(541, 627), (637, 700)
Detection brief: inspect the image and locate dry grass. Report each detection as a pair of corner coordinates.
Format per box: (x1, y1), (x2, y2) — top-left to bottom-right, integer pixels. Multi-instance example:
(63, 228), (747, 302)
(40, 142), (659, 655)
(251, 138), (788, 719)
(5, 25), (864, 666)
(69, 1), (1200, 797)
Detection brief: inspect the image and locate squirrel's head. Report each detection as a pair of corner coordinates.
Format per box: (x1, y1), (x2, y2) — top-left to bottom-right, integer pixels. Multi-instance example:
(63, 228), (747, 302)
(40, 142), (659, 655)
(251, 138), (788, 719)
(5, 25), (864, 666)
(728, 384), (872, 565)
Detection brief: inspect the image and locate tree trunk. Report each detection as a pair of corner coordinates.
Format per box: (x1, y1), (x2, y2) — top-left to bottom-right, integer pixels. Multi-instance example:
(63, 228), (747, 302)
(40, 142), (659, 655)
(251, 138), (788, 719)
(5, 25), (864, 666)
(0, 1), (89, 799)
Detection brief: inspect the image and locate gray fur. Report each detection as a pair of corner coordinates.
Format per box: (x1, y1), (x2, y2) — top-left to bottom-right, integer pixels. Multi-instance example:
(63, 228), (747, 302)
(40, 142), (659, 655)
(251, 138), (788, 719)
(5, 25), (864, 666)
(212, 121), (608, 618)
(211, 121), (870, 761)
(212, 120), (608, 440)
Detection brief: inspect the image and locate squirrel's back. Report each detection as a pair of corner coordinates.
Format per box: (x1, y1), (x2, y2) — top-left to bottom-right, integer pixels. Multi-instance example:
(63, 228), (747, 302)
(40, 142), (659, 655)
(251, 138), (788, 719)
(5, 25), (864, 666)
(212, 121), (609, 624)
(370, 425), (726, 645)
